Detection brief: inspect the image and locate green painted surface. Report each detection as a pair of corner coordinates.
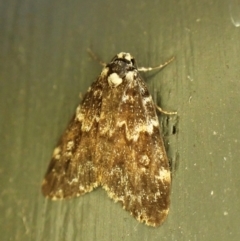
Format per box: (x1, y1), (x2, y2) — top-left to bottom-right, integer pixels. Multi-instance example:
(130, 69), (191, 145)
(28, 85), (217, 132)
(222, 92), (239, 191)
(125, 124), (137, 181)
(0, 0), (240, 240)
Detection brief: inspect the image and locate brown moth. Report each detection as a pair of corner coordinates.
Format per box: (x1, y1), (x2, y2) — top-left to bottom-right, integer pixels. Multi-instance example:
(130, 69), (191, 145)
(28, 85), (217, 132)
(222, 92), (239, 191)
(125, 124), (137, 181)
(42, 52), (175, 226)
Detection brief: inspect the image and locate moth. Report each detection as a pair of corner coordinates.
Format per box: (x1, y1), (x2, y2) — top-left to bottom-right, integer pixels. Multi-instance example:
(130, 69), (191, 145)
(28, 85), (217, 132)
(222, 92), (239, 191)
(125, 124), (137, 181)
(42, 50), (175, 227)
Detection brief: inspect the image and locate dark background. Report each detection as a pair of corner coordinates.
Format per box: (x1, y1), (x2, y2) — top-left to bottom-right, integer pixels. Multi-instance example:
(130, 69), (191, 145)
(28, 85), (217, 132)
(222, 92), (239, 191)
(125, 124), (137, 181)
(1, 0), (240, 240)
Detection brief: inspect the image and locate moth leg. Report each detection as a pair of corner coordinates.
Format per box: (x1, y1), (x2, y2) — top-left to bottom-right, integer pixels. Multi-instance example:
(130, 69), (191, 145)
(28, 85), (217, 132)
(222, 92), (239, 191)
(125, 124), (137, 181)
(138, 55), (176, 115)
(155, 104), (177, 115)
(138, 56), (175, 72)
(87, 48), (106, 67)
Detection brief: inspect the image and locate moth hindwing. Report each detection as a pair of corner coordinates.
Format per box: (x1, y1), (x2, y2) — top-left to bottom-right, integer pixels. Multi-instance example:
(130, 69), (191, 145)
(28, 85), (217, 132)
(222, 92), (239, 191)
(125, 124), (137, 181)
(42, 52), (173, 227)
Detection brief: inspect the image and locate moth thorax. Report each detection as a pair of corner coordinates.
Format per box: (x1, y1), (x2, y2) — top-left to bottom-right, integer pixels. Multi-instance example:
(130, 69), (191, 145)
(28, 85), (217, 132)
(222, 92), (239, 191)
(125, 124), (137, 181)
(107, 73), (123, 87)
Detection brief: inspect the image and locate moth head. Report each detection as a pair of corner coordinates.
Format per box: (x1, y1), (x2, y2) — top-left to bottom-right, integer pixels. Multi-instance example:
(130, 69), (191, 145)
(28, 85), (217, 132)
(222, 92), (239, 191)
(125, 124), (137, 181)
(107, 52), (137, 87)
(114, 52), (136, 66)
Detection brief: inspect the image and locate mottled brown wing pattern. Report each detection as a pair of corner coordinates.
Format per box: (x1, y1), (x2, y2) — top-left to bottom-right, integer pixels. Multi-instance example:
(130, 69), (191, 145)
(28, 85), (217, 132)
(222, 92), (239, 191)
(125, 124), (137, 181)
(42, 52), (173, 227)
(97, 71), (171, 226)
(42, 76), (107, 199)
